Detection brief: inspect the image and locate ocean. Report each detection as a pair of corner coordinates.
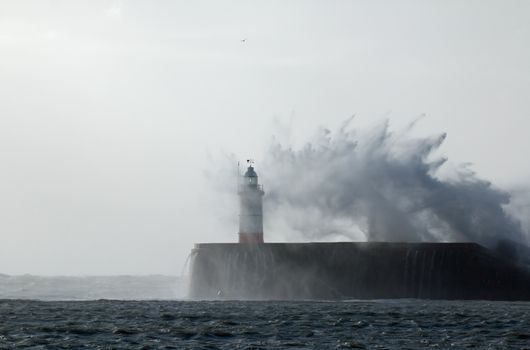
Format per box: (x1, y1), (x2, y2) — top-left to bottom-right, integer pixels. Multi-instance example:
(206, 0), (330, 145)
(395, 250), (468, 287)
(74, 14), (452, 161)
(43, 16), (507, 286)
(0, 299), (529, 349)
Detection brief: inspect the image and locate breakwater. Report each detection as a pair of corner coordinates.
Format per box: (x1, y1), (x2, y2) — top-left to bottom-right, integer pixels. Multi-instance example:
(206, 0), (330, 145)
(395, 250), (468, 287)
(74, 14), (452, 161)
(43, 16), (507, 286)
(189, 242), (530, 300)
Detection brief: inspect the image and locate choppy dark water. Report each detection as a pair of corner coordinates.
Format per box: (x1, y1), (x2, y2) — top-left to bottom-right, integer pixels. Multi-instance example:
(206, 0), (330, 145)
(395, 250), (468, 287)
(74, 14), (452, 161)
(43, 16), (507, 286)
(1, 299), (529, 349)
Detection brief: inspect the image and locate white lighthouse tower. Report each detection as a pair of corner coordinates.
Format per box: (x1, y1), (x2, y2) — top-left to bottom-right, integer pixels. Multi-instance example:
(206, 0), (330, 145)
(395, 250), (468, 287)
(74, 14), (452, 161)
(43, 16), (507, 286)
(238, 161), (265, 243)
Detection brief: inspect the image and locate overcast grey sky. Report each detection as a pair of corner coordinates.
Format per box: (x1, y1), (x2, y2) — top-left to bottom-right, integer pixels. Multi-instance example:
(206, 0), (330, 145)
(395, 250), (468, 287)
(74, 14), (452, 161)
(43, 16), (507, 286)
(1, 0), (529, 275)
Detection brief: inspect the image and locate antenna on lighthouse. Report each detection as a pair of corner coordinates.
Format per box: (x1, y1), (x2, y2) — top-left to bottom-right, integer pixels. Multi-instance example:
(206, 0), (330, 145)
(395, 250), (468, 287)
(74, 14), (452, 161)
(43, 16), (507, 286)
(236, 161), (240, 192)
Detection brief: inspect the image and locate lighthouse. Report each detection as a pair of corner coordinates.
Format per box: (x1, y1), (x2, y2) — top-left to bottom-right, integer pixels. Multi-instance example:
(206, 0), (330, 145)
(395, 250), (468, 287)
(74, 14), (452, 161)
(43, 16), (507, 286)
(238, 161), (265, 243)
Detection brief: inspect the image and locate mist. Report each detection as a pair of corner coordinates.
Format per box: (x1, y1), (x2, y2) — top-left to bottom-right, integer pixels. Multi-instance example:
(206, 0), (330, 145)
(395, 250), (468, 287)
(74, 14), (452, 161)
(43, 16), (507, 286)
(210, 119), (529, 251)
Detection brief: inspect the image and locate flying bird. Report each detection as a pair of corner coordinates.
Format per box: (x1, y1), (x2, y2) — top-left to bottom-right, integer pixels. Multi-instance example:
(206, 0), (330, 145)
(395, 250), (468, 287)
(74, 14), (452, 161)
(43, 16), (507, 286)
(241, 38), (247, 43)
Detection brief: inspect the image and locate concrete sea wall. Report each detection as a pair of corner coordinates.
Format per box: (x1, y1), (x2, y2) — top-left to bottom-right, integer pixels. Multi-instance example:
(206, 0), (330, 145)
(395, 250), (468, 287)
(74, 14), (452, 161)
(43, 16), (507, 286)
(189, 242), (530, 300)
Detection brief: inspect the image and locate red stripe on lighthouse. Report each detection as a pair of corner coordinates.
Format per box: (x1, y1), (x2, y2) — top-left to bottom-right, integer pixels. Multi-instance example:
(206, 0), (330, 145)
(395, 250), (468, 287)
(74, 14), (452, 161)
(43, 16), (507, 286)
(239, 233), (264, 244)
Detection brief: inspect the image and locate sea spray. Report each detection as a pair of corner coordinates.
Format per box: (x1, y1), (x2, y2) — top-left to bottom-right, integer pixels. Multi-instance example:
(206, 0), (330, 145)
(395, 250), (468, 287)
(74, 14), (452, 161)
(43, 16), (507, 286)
(207, 118), (527, 251)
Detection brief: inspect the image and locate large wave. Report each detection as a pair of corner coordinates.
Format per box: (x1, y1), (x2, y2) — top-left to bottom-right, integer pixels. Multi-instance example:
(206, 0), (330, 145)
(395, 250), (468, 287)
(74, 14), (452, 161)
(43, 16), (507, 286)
(261, 118), (526, 249)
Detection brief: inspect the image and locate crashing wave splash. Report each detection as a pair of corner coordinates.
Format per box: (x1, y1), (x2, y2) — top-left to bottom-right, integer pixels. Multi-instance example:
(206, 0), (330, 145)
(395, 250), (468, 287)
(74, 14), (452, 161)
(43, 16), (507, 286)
(258, 118), (525, 249)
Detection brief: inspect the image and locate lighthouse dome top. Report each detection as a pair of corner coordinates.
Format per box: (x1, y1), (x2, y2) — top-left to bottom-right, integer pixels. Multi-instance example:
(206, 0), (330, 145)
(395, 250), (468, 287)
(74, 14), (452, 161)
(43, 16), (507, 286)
(244, 166), (258, 178)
